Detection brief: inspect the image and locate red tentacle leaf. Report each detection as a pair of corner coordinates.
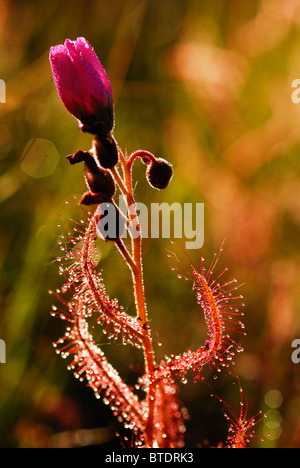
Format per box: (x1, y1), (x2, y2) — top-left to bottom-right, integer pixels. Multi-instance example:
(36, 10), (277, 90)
(54, 201), (144, 347)
(213, 377), (265, 448)
(53, 300), (146, 434)
(157, 247), (245, 381)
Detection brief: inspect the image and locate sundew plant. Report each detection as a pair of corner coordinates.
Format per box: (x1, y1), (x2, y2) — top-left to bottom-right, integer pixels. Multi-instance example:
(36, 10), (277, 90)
(49, 37), (263, 448)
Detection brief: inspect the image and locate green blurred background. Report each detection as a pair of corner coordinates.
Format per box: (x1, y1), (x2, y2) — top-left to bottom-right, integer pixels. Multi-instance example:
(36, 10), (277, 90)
(1, 0), (300, 448)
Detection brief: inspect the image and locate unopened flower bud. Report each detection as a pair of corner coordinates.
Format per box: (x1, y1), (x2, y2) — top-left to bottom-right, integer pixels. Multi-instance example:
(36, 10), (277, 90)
(83, 159), (115, 196)
(49, 37), (114, 135)
(146, 158), (173, 190)
(93, 134), (118, 169)
(95, 202), (126, 242)
(67, 150), (115, 198)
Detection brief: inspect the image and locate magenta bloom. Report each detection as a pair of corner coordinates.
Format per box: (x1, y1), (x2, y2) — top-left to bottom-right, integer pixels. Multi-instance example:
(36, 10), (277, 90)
(49, 37), (114, 135)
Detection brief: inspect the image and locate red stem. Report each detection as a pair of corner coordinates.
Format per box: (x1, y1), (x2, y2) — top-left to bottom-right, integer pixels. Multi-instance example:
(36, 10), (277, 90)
(110, 150), (158, 446)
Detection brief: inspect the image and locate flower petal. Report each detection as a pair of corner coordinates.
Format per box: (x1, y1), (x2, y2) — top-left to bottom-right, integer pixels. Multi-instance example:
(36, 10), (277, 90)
(76, 37), (112, 98)
(65, 39), (109, 113)
(49, 45), (84, 119)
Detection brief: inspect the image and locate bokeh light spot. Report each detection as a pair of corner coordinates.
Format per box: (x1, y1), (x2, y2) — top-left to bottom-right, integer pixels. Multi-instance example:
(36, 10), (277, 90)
(20, 138), (60, 178)
(264, 389), (283, 409)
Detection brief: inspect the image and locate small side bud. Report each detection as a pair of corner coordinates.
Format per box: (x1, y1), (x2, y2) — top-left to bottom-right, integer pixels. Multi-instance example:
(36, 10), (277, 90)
(67, 150), (115, 197)
(79, 191), (109, 206)
(146, 158), (173, 190)
(66, 150), (87, 165)
(83, 161), (115, 197)
(93, 133), (118, 169)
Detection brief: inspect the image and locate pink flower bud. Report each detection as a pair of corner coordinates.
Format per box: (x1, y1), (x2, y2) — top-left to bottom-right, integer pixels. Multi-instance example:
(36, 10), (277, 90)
(49, 37), (114, 135)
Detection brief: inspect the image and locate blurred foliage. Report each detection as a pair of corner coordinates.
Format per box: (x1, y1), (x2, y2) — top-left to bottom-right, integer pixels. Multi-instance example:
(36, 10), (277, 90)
(1, 0), (300, 448)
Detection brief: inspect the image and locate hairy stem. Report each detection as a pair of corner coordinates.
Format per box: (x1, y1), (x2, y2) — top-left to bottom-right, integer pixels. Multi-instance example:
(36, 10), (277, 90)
(110, 154), (157, 446)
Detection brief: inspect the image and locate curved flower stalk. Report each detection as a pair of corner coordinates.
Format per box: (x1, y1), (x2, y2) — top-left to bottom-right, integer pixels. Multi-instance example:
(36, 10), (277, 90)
(49, 37), (261, 448)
